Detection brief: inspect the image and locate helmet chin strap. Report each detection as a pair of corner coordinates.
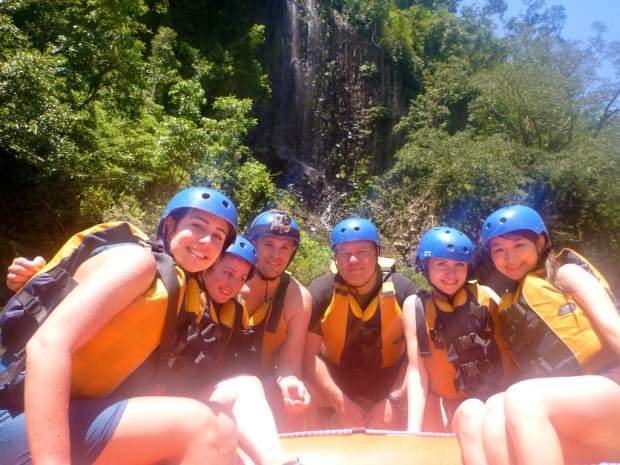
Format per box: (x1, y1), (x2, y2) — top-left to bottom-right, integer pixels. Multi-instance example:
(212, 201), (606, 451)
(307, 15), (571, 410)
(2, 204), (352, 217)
(346, 266), (378, 296)
(257, 269), (280, 282)
(257, 269), (280, 303)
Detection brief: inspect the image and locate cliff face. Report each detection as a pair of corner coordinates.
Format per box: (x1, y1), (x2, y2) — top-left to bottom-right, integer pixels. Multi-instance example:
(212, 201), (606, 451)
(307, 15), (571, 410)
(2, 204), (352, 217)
(249, 0), (406, 212)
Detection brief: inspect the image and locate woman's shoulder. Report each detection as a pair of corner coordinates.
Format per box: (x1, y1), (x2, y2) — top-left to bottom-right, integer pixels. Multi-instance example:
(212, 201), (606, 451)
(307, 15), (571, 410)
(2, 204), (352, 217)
(76, 243), (157, 284)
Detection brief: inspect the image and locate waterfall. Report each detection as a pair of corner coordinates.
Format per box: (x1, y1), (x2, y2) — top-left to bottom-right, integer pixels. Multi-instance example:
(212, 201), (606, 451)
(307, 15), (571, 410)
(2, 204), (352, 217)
(249, 0), (406, 211)
(282, 0), (322, 163)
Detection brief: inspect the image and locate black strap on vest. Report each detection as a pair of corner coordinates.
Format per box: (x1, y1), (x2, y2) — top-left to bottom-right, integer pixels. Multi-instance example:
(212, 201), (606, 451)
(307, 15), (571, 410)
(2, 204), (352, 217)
(265, 273), (291, 333)
(415, 290), (431, 358)
(152, 250), (182, 363)
(0, 228), (181, 391)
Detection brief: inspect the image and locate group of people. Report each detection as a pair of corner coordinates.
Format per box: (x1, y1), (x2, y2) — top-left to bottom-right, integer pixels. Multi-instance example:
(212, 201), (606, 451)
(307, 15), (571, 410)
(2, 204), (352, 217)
(405, 206), (620, 465)
(0, 186), (619, 465)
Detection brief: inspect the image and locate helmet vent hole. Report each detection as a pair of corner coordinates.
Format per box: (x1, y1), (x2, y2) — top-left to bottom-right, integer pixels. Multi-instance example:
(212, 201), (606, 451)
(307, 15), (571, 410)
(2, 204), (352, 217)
(500, 217), (507, 224)
(201, 193), (212, 200)
(354, 226), (360, 232)
(222, 200), (230, 208)
(239, 242), (247, 249)
(447, 244), (454, 251)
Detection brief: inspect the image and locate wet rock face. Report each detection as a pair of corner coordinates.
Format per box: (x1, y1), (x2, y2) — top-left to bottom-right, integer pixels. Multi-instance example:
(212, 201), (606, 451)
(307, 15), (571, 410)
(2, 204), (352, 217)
(248, 0), (406, 207)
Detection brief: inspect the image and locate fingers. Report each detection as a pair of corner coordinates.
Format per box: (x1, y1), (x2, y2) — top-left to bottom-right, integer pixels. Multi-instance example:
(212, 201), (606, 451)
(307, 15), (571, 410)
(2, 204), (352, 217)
(280, 377), (311, 413)
(6, 256), (46, 292)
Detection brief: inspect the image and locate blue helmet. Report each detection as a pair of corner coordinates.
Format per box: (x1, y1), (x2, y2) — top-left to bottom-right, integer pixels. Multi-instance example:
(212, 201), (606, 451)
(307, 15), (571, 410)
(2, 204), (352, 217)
(222, 235), (258, 280)
(246, 210), (301, 266)
(481, 205), (548, 246)
(330, 218), (381, 251)
(247, 210), (301, 244)
(157, 187), (238, 249)
(417, 227), (474, 265)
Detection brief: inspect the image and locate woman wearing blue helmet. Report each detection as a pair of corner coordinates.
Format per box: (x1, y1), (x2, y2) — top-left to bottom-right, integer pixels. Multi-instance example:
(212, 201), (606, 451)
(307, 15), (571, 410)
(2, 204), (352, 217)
(0, 186), (240, 465)
(6, 212), (305, 465)
(456, 205), (620, 465)
(163, 234), (304, 465)
(403, 227), (516, 444)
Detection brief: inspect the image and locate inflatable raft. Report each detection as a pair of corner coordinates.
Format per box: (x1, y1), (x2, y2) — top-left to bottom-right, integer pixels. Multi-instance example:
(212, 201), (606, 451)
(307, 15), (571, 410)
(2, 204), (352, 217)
(266, 428), (620, 465)
(279, 429), (462, 465)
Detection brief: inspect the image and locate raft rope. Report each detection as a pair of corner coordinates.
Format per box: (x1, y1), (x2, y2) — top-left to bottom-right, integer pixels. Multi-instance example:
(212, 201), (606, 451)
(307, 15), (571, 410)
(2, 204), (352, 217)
(278, 428), (456, 439)
(277, 429), (620, 465)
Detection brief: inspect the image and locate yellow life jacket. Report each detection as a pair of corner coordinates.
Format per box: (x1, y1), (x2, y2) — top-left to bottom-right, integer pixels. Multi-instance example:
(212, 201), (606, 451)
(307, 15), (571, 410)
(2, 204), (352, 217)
(0, 222), (201, 398)
(249, 273), (291, 372)
(320, 270), (405, 370)
(420, 284), (516, 400)
(71, 268), (192, 397)
(498, 248), (618, 377)
(179, 294), (251, 369)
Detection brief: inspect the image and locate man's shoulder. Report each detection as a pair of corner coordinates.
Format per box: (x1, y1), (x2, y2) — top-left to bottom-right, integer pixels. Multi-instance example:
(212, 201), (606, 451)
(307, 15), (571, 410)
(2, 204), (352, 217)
(283, 273), (311, 304)
(390, 272), (415, 287)
(309, 271), (337, 291)
(389, 272), (418, 300)
(308, 272), (337, 312)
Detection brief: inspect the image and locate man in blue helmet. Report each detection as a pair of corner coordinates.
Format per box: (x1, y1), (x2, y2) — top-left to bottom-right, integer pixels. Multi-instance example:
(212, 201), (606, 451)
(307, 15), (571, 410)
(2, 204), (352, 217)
(241, 210), (313, 431)
(303, 217), (418, 430)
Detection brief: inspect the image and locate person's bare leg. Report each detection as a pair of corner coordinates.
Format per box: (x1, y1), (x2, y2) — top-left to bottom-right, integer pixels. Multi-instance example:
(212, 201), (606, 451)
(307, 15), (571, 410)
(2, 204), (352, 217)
(504, 375), (620, 465)
(481, 393), (515, 465)
(453, 398), (488, 465)
(94, 396), (237, 465)
(198, 375), (298, 465)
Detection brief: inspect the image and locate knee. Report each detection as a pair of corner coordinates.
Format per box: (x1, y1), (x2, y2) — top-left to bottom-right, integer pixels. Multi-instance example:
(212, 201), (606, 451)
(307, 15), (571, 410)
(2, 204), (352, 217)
(210, 403), (238, 450)
(192, 402), (238, 450)
(503, 383), (546, 428)
(453, 399), (486, 440)
(232, 374), (265, 396)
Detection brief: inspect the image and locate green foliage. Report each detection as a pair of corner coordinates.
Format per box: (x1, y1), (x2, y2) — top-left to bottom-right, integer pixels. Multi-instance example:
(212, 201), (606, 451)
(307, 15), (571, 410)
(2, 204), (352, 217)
(377, 128), (530, 242)
(0, 0), (269, 279)
(232, 158), (277, 227)
(359, 61), (379, 78)
(287, 230), (333, 286)
(469, 59), (578, 150)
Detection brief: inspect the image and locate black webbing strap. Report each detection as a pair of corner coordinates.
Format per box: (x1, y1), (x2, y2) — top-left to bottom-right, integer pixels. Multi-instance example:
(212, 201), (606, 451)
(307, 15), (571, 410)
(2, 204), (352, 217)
(415, 291), (430, 358)
(152, 251), (181, 362)
(265, 273), (291, 333)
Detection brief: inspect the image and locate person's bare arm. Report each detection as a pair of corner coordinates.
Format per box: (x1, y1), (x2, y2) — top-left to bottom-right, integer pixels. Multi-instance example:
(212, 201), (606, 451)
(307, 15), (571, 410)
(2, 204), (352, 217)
(402, 294), (430, 432)
(557, 263), (620, 356)
(302, 331), (366, 427)
(275, 280), (312, 412)
(25, 246), (156, 464)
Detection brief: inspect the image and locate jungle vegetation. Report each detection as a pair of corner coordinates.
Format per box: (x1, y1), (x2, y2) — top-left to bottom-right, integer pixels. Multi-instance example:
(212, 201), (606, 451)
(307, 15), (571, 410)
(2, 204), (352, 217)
(0, 0), (618, 298)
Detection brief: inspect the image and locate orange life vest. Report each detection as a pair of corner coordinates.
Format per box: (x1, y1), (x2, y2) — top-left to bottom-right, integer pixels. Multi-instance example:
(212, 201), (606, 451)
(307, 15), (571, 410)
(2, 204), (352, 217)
(498, 249), (618, 377)
(419, 284), (515, 400)
(320, 273), (405, 370)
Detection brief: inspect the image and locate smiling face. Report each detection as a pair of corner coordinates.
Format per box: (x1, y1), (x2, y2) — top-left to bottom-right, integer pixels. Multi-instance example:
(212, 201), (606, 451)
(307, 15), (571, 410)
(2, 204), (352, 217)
(203, 254), (252, 304)
(427, 258), (469, 297)
(167, 210), (230, 273)
(254, 235), (296, 279)
(334, 240), (379, 288)
(488, 233), (546, 281)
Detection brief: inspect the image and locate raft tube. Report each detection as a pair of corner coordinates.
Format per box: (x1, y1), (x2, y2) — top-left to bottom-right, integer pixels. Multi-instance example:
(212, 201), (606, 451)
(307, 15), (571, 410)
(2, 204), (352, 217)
(279, 429), (462, 465)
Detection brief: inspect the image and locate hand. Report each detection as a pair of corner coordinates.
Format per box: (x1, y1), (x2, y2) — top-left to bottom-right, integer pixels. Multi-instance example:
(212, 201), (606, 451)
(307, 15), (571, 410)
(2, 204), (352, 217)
(365, 397), (399, 430)
(278, 375), (310, 414)
(6, 256), (46, 292)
